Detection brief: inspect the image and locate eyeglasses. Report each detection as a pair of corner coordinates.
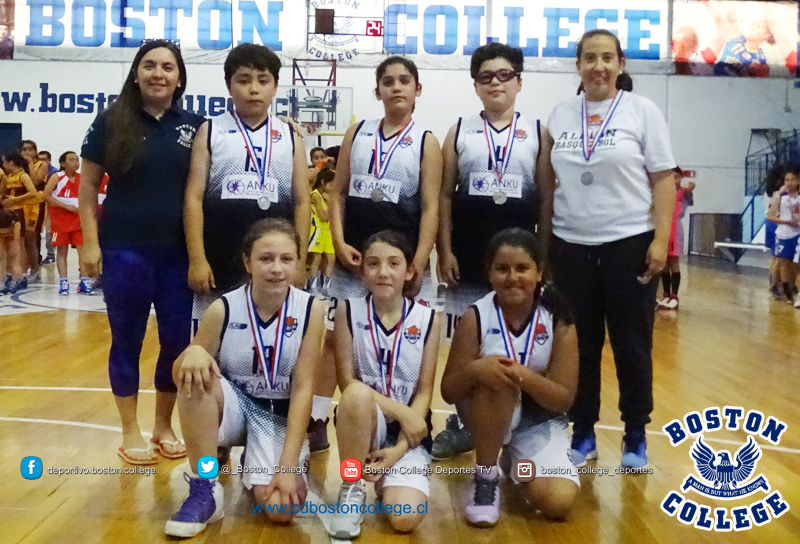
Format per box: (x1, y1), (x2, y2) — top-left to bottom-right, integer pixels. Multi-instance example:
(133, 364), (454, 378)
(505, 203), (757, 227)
(474, 69), (520, 85)
(140, 38), (181, 49)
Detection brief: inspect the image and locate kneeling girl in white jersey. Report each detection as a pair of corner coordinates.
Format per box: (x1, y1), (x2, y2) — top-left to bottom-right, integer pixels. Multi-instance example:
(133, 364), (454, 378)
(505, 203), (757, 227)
(441, 228), (579, 528)
(165, 218), (324, 538)
(330, 230), (441, 538)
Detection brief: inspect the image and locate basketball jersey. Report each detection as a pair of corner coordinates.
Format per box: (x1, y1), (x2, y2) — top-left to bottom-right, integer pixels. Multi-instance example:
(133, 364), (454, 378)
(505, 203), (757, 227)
(452, 113), (540, 283)
(219, 285), (314, 400)
(347, 296), (435, 406)
(344, 118), (429, 253)
(204, 112), (296, 292)
(49, 172), (81, 232)
(5, 170), (28, 209)
(472, 291), (554, 374)
(776, 192), (800, 239)
(311, 189), (329, 228)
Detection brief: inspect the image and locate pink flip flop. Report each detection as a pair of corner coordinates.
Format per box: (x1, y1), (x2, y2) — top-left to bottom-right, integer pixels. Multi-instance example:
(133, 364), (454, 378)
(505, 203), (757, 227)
(150, 438), (187, 459)
(118, 446), (158, 465)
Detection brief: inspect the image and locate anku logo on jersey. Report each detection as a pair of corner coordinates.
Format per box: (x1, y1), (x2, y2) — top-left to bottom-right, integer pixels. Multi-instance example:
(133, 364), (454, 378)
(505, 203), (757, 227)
(226, 180), (246, 195)
(404, 325), (421, 344)
(661, 406), (790, 532)
(283, 316), (298, 338)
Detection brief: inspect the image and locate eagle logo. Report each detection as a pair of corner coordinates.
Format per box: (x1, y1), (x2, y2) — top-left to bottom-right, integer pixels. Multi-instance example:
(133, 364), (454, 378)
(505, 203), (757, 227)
(690, 436), (761, 491)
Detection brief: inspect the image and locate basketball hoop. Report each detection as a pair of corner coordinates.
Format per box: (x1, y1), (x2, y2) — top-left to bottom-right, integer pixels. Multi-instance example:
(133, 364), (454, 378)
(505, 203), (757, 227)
(300, 121), (324, 153)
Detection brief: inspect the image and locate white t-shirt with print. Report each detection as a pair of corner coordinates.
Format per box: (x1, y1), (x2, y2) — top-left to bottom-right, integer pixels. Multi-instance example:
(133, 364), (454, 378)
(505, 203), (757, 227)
(547, 92), (676, 245)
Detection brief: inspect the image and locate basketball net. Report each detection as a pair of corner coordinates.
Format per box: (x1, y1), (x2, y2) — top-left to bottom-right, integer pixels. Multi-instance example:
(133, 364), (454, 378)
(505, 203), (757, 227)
(301, 121), (323, 153)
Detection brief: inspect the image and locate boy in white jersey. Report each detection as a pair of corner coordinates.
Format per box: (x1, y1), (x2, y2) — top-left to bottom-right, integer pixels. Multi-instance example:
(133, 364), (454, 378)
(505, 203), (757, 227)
(441, 229), (579, 528)
(434, 42), (557, 461)
(330, 230), (441, 538)
(185, 44), (310, 333)
(766, 169), (800, 306)
(311, 57), (442, 455)
(165, 219), (324, 538)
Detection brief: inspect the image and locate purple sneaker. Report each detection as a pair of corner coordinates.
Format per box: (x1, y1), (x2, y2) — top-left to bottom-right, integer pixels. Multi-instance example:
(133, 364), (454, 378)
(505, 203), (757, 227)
(466, 466), (500, 527)
(164, 473), (224, 538)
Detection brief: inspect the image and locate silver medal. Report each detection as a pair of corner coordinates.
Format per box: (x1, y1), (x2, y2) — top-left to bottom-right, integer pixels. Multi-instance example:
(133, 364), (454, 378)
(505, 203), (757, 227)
(493, 191), (508, 205)
(257, 196), (271, 210)
(580, 172), (594, 186)
(370, 188), (385, 202)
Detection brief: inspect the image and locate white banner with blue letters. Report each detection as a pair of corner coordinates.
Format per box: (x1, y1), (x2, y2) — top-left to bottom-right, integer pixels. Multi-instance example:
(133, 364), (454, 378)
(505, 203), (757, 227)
(12, 0), (671, 71)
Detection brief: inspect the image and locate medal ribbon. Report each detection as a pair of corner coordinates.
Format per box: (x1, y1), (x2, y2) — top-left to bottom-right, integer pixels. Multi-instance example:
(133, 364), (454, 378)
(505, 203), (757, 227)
(366, 296), (408, 397)
(581, 90), (623, 162)
(234, 111), (273, 188)
(494, 299), (541, 367)
(373, 118), (415, 180)
(483, 112), (519, 182)
(245, 283), (288, 389)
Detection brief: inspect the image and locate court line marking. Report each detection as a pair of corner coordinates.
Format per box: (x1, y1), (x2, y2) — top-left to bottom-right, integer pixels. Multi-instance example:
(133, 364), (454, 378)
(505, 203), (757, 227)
(2, 387), (798, 455)
(0, 417), (152, 438)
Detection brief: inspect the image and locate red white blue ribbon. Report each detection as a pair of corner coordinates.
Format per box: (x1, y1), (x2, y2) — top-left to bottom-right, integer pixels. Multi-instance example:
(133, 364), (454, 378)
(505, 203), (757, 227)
(483, 112), (519, 182)
(581, 90), (624, 162)
(494, 298), (541, 367)
(234, 112), (273, 187)
(373, 118), (414, 180)
(245, 283), (288, 389)
(366, 296), (409, 397)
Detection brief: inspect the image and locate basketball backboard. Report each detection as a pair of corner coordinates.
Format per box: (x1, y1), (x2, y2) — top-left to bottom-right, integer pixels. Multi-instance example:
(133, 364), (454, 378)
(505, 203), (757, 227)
(272, 85), (353, 136)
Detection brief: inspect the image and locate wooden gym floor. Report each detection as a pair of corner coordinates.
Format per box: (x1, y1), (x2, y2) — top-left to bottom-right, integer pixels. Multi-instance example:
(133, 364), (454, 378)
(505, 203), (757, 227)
(1, 257), (799, 544)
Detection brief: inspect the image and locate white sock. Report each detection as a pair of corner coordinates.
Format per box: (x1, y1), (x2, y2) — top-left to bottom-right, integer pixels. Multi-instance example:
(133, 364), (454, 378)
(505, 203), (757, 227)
(311, 395), (333, 421)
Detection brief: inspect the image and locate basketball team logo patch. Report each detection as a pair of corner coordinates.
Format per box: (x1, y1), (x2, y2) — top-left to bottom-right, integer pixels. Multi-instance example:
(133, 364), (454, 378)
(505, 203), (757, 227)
(283, 316), (298, 337)
(399, 135), (413, 148)
(587, 114), (603, 127)
(514, 129), (527, 142)
(404, 325), (421, 344)
(176, 124), (197, 148)
(271, 129), (282, 143)
(661, 406), (789, 532)
(533, 322), (548, 345)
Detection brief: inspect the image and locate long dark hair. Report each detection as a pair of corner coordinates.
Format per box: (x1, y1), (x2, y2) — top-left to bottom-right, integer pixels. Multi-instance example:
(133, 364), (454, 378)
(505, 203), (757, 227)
(2, 149), (29, 174)
(105, 40), (187, 174)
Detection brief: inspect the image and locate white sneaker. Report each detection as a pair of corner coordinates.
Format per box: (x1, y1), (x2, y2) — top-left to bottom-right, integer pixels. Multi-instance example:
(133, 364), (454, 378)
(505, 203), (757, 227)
(794, 294), (800, 309)
(329, 481), (366, 539)
(657, 297), (670, 308)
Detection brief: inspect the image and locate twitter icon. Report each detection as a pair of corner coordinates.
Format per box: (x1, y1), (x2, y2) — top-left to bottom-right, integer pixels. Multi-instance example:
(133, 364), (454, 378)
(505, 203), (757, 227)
(197, 456), (219, 479)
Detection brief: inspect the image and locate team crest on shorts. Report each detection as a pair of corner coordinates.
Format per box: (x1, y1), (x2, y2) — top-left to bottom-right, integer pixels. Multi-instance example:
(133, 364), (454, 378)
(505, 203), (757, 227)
(176, 124), (197, 148)
(283, 316), (298, 337)
(399, 135), (413, 148)
(661, 406), (789, 532)
(404, 325), (421, 343)
(514, 129), (527, 142)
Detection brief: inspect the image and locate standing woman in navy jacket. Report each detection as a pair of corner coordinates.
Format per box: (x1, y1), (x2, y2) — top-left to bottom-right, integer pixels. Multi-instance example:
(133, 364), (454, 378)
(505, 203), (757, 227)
(79, 40), (205, 465)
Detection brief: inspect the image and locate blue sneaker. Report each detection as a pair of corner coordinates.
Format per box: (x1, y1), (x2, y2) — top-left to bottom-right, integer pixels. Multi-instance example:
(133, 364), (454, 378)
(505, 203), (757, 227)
(43, 255), (56, 264)
(7, 278), (23, 294)
(78, 277), (94, 295)
(164, 473), (224, 538)
(621, 433), (648, 469)
(570, 433), (597, 467)
(59, 278), (69, 296)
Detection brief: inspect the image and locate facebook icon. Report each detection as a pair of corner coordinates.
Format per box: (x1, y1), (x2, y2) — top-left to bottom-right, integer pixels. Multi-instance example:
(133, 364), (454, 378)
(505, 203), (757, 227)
(21, 456), (43, 479)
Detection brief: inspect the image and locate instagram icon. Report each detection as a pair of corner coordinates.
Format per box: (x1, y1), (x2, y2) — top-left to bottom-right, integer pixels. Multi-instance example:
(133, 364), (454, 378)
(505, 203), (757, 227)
(340, 458), (362, 481)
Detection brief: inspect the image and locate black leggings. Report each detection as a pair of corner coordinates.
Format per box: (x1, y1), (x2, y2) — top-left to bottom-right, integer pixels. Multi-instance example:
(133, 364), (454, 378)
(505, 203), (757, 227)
(550, 231), (658, 433)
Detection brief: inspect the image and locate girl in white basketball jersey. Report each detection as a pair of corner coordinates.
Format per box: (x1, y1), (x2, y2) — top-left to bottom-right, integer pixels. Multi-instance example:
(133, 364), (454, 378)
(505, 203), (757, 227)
(165, 218), (324, 538)
(441, 228), (579, 528)
(309, 57), (443, 455)
(330, 231), (441, 538)
(766, 169), (800, 306)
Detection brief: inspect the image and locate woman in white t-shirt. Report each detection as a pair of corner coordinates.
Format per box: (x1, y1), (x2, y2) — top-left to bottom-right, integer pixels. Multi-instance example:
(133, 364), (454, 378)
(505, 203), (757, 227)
(544, 29), (676, 469)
